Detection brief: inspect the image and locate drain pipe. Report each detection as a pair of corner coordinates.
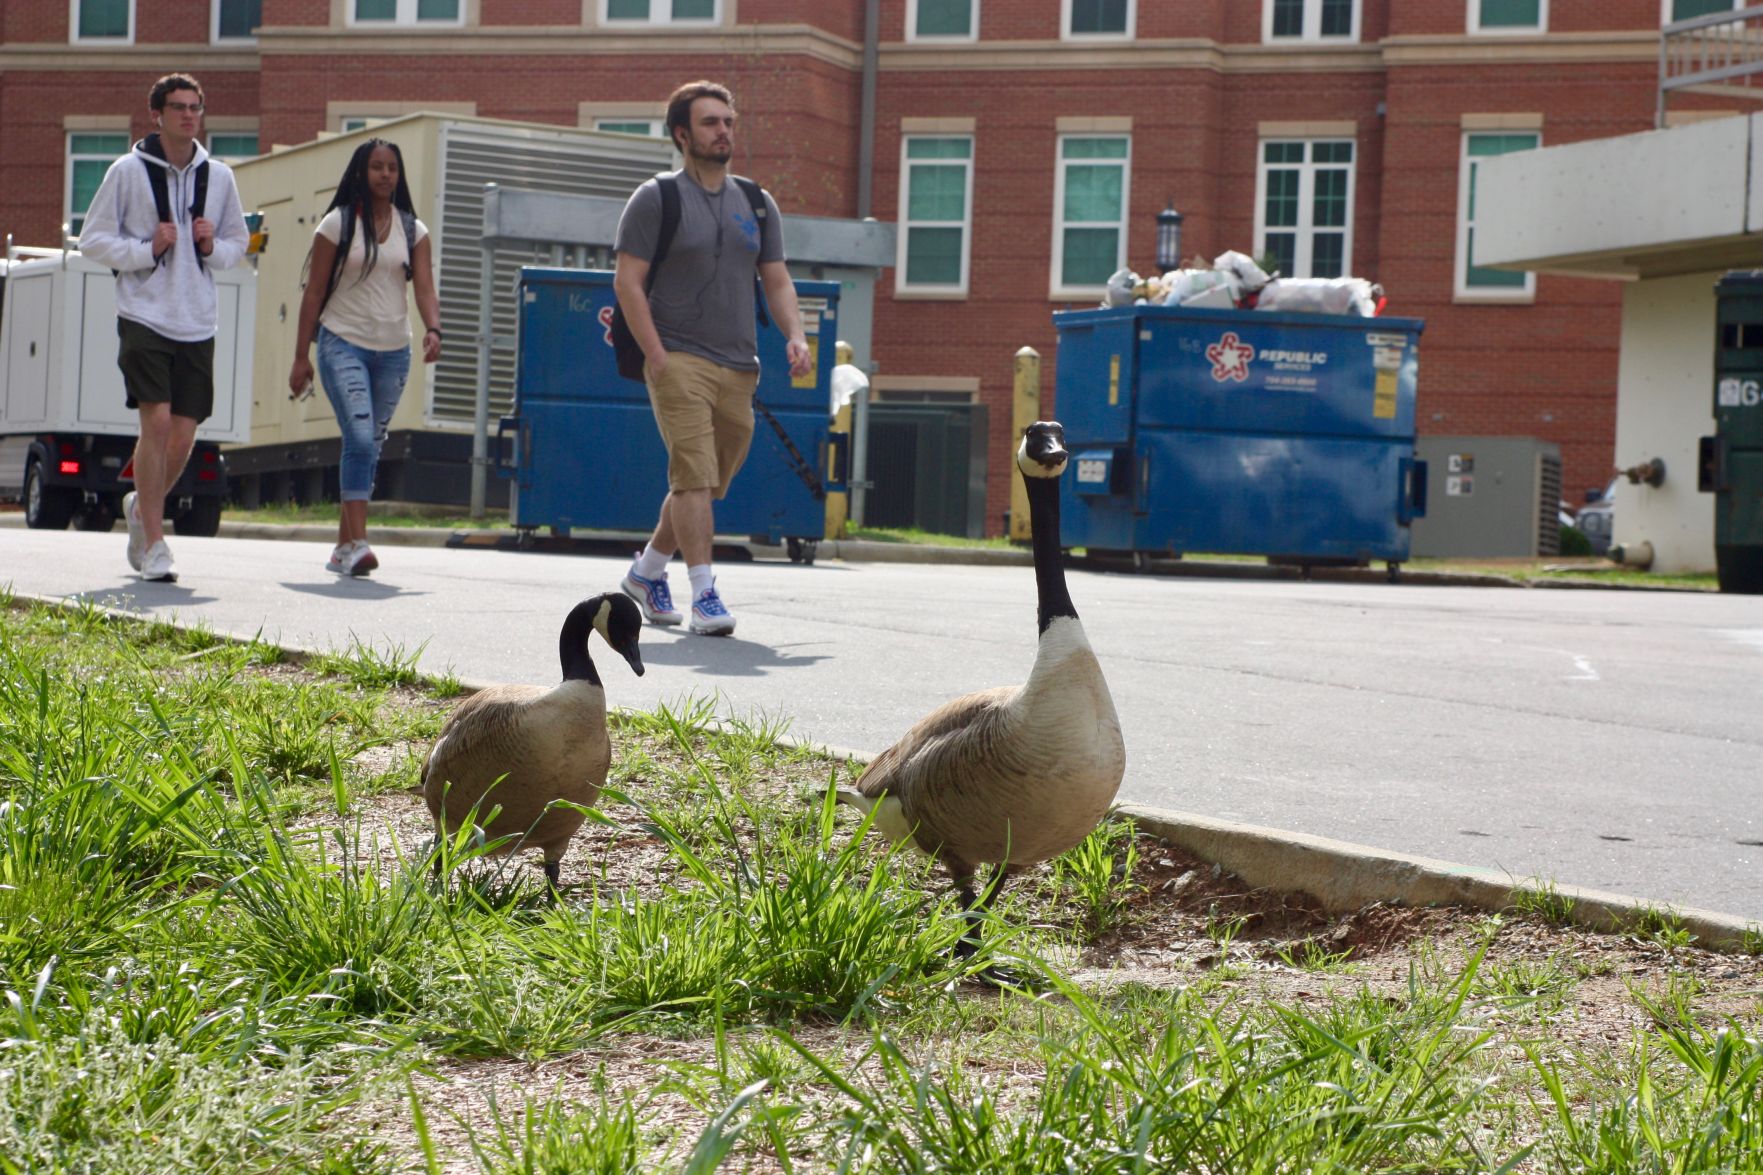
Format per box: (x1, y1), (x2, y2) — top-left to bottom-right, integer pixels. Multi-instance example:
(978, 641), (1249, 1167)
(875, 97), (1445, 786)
(858, 0), (878, 219)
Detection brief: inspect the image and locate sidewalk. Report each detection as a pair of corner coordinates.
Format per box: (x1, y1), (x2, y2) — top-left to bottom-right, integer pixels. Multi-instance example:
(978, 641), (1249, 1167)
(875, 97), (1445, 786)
(0, 509), (1673, 589)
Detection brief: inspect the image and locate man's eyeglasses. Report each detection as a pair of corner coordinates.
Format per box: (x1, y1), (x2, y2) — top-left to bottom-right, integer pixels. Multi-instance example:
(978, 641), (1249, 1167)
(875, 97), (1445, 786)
(163, 102), (204, 114)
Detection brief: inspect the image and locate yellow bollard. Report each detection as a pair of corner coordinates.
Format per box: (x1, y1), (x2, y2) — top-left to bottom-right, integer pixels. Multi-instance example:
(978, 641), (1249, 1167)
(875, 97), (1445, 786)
(825, 339), (856, 541)
(1010, 346), (1041, 542)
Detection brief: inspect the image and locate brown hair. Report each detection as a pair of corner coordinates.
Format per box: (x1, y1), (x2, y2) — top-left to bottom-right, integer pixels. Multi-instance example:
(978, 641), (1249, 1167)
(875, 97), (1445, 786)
(663, 80), (734, 151)
(150, 73), (204, 112)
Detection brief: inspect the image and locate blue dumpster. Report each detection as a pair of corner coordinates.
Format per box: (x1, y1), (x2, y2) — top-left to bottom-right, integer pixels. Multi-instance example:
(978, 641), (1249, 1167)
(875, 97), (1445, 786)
(1052, 303), (1427, 569)
(503, 268), (841, 560)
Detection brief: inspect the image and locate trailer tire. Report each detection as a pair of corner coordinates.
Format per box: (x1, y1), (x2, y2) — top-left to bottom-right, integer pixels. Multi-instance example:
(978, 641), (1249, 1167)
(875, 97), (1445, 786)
(174, 495), (223, 538)
(23, 458), (77, 530)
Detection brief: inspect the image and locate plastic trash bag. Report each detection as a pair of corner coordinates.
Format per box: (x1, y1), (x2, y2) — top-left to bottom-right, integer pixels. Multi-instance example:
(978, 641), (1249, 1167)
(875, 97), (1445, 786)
(1105, 267), (1141, 307)
(1160, 268), (1242, 307)
(1254, 277), (1382, 317)
(1212, 250), (1274, 294)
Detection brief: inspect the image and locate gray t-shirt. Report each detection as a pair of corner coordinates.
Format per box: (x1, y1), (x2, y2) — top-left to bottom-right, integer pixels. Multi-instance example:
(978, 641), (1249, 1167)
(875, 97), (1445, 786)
(615, 171), (786, 373)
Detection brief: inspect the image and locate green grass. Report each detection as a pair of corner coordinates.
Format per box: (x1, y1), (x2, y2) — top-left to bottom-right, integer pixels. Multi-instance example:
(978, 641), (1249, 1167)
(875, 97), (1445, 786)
(223, 502), (505, 530)
(2, 597), (1759, 1171)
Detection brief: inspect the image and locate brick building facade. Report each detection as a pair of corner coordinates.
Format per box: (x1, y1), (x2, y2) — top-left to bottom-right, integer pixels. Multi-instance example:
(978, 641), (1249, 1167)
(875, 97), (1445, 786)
(2, 0), (1745, 530)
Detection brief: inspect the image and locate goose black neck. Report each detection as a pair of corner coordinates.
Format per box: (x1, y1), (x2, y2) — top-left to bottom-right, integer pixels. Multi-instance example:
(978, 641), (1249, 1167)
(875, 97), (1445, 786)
(1027, 473), (1076, 634)
(558, 600), (602, 685)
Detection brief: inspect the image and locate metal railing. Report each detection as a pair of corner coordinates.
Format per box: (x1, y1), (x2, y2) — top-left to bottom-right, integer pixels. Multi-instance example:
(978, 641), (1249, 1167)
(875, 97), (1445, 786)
(1659, 4), (1763, 127)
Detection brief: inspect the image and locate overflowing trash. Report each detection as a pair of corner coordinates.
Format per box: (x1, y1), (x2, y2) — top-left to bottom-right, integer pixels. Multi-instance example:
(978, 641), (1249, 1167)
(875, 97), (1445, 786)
(1104, 250), (1386, 317)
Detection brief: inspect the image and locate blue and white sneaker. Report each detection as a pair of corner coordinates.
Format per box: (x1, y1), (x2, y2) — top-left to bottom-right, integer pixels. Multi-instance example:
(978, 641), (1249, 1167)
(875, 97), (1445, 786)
(621, 566), (683, 626)
(689, 584), (736, 636)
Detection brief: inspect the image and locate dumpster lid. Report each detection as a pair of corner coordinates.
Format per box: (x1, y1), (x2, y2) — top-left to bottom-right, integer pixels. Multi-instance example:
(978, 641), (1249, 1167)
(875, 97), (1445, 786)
(1716, 269), (1763, 293)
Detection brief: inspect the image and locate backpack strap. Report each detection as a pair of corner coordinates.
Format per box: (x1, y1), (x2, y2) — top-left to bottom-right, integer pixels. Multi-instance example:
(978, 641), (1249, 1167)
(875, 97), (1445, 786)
(399, 207), (419, 281)
(731, 176), (773, 328)
(190, 160), (208, 221)
(645, 173), (681, 293)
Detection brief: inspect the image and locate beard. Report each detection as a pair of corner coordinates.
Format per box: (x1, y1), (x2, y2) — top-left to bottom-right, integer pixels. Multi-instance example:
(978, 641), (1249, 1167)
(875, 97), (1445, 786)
(689, 139), (732, 164)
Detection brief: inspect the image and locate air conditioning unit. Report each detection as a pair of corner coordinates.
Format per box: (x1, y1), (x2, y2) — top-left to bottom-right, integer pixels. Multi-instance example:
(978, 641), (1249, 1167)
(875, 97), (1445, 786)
(1410, 436), (1563, 558)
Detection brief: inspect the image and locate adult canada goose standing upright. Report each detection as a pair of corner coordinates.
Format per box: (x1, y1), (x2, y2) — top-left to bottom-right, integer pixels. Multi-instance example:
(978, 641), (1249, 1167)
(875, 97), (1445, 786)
(836, 420), (1126, 957)
(422, 593), (645, 890)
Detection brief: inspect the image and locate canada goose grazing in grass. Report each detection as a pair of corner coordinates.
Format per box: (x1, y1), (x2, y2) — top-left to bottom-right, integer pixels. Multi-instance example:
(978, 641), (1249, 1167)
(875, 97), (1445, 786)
(836, 420), (1126, 963)
(422, 592), (645, 892)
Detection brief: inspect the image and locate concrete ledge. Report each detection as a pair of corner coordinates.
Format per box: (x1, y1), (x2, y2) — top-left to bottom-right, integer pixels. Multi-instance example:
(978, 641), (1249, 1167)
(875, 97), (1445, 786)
(1122, 803), (1760, 954)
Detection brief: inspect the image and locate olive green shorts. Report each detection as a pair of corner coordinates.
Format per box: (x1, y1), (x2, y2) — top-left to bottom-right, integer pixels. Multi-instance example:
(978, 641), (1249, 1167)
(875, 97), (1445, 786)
(118, 318), (215, 421)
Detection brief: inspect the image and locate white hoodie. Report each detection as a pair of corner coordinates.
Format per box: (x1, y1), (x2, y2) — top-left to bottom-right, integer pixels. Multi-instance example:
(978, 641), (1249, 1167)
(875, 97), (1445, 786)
(77, 138), (248, 343)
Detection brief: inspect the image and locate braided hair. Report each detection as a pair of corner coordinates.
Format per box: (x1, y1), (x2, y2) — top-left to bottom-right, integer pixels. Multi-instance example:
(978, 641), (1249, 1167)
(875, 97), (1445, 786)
(302, 138), (417, 315)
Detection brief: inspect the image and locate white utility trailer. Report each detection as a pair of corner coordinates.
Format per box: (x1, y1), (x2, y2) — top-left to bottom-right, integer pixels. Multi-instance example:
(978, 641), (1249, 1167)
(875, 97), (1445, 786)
(0, 244), (256, 534)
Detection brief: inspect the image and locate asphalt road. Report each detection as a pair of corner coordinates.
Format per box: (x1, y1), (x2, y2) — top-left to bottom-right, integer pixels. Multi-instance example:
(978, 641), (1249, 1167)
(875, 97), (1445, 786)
(3, 525), (1760, 920)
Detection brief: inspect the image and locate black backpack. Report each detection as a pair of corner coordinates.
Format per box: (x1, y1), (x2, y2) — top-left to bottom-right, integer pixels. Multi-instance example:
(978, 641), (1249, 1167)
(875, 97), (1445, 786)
(608, 173), (771, 382)
(136, 133), (208, 271)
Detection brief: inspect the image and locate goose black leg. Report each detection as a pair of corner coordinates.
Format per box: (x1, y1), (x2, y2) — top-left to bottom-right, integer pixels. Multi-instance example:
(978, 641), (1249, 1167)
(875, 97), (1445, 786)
(953, 872), (982, 961)
(543, 859), (562, 902)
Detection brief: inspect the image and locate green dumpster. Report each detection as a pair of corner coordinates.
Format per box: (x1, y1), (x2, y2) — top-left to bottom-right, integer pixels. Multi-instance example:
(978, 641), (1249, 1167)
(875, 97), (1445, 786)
(1699, 270), (1763, 594)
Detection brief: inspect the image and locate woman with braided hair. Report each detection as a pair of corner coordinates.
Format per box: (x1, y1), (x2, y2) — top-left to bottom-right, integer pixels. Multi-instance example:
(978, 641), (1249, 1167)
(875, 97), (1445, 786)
(287, 137), (441, 577)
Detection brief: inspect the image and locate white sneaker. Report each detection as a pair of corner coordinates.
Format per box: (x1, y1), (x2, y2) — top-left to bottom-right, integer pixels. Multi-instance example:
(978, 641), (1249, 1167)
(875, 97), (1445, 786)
(688, 583), (736, 636)
(124, 491), (144, 571)
(326, 540), (379, 576)
(140, 539), (177, 583)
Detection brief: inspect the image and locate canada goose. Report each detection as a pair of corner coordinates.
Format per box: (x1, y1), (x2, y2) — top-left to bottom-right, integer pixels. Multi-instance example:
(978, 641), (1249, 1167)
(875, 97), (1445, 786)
(422, 592), (645, 890)
(836, 420), (1126, 960)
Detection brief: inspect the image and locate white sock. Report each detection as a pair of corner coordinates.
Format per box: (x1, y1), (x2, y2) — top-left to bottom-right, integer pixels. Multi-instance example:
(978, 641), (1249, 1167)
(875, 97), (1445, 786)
(687, 564), (715, 600)
(634, 543), (670, 580)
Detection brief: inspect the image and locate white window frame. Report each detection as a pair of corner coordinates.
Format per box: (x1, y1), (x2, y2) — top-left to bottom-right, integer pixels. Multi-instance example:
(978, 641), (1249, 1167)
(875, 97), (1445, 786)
(69, 0), (134, 43)
(211, 0), (259, 42)
(907, 0), (979, 42)
(1253, 138), (1355, 280)
(1661, 0), (1743, 25)
(1261, 0), (1360, 43)
(1467, 0), (1547, 34)
(598, 0), (722, 27)
(895, 135), (975, 297)
(346, 0), (465, 27)
(1050, 133), (1132, 299)
(1061, 0), (1135, 41)
(206, 131), (261, 162)
(1455, 130), (1540, 301)
(594, 117), (665, 137)
(66, 129), (129, 238)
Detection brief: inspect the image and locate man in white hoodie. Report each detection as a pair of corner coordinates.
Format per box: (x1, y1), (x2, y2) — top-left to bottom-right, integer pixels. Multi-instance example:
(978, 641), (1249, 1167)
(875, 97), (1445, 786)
(78, 73), (248, 583)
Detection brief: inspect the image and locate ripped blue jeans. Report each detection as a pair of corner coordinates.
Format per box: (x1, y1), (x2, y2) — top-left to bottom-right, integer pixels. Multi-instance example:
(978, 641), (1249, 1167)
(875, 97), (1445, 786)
(316, 326), (410, 501)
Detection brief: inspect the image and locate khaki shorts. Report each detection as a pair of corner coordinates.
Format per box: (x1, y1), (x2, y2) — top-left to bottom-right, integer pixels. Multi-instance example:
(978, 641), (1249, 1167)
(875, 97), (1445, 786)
(117, 318), (215, 421)
(644, 350), (758, 498)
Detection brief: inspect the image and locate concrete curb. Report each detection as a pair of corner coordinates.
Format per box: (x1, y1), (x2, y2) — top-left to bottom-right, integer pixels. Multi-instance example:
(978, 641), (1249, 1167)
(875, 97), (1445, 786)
(7, 587), (1759, 953)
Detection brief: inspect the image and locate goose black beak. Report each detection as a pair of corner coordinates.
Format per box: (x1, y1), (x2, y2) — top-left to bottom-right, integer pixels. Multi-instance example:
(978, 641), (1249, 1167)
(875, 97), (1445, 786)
(621, 643), (645, 677)
(1023, 420), (1068, 470)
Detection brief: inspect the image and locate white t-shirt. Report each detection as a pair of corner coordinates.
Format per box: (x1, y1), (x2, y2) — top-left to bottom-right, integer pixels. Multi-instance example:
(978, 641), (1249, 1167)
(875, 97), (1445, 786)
(315, 207), (428, 352)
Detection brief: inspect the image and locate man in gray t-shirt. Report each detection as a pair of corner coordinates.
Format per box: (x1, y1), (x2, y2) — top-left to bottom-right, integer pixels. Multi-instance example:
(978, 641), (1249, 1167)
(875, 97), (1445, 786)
(614, 81), (812, 638)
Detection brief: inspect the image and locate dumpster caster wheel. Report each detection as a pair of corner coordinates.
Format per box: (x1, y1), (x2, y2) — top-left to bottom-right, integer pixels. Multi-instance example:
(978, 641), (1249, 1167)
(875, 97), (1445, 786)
(515, 527), (537, 550)
(1386, 561), (1402, 584)
(549, 525), (572, 539)
(787, 537), (818, 566)
(1131, 551), (1152, 574)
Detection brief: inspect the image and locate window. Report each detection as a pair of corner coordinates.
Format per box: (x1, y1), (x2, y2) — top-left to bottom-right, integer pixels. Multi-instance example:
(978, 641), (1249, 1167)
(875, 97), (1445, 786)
(1666, 0), (1742, 22)
(71, 0), (132, 41)
(1264, 0), (1359, 42)
(1053, 135), (1130, 293)
(207, 132), (260, 161)
(908, 0), (976, 40)
(1456, 131), (1539, 298)
(213, 0), (260, 40)
(1063, 0), (1133, 38)
(896, 136), (974, 294)
(595, 118), (665, 138)
(338, 116), (390, 133)
(601, 0), (719, 25)
(1470, 0), (1545, 32)
(67, 132), (127, 237)
(1255, 139), (1354, 279)
(349, 0), (461, 25)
